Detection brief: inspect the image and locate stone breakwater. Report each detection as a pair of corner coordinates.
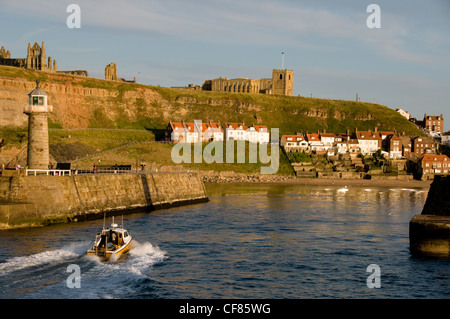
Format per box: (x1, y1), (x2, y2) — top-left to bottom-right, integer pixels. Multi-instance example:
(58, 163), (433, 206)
(410, 175), (450, 258)
(0, 171), (208, 230)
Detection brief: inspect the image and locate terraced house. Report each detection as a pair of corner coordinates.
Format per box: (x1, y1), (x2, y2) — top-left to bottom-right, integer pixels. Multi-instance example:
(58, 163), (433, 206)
(280, 127), (439, 161)
(356, 130), (380, 155)
(419, 154), (450, 176)
(280, 134), (309, 153)
(165, 121), (269, 144)
(165, 120), (223, 143)
(224, 122), (270, 144)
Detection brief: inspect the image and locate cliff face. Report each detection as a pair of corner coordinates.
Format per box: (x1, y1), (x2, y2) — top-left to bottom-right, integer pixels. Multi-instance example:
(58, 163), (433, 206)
(0, 76), (172, 129)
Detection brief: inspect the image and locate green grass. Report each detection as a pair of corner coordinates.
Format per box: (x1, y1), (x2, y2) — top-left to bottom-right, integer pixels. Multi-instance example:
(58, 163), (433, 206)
(48, 128), (154, 151)
(288, 152), (313, 163)
(0, 126), (28, 148)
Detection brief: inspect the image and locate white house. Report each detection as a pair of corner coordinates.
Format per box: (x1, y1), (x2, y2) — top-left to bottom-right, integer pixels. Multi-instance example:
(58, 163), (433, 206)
(356, 131), (380, 155)
(306, 133), (325, 152)
(442, 131), (450, 147)
(194, 120), (224, 142)
(333, 134), (348, 154)
(225, 122), (270, 144)
(320, 133), (336, 151)
(281, 134), (309, 152)
(253, 125), (270, 144)
(166, 120), (197, 143)
(225, 122), (247, 141)
(245, 125), (259, 144)
(166, 121), (186, 142)
(182, 122), (198, 143)
(396, 108), (411, 120)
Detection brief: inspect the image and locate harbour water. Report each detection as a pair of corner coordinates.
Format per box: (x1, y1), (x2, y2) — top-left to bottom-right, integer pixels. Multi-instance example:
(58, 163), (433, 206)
(0, 183), (449, 299)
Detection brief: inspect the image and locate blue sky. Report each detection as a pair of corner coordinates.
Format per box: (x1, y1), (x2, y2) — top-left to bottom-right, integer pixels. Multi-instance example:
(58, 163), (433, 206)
(1, 0), (449, 130)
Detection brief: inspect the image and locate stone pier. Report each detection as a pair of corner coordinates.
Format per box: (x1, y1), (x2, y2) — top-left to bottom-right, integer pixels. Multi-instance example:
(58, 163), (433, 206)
(409, 175), (450, 258)
(0, 171), (208, 230)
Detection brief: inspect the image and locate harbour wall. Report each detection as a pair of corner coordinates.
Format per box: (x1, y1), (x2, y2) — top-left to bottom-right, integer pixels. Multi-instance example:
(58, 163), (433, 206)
(409, 175), (450, 258)
(0, 171), (208, 230)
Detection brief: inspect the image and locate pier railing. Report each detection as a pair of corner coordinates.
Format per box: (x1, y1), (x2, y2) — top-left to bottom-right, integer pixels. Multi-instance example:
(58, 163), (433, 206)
(25, 169), (72, 176)
(20, 167), (197, 177)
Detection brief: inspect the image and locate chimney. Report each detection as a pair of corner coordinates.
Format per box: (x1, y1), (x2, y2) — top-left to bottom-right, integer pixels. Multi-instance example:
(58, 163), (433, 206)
(374, 127), (378, 133)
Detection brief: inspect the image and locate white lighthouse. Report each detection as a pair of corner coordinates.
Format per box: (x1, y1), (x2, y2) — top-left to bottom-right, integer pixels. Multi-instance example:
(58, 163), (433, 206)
(23, 80), (53, 169)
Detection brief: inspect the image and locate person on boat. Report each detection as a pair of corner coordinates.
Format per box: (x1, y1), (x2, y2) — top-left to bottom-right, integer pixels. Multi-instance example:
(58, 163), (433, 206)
(110, 229), (118, 247)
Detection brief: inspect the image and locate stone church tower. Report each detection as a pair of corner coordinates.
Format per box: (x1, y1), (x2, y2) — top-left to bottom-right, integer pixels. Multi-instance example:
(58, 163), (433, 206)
(105, 62), (118, 81)
(23, 80), (53, 169)
(271, 69), (294, 96)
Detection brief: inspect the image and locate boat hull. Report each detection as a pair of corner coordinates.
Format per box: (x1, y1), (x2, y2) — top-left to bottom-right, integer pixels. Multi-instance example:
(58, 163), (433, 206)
(87, 238), (132, 261)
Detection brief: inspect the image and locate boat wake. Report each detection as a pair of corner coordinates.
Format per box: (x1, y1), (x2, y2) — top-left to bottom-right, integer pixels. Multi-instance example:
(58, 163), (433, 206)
(0, 241), (90, 276)
(0, 240), (167, 298)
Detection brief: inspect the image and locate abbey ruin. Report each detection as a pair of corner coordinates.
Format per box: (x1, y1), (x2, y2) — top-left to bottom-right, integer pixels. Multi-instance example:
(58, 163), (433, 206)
(0, 41), (136, 81)
(0, 41), (91, 76)
(0, 42), (58, 72)
(202, 69), (294, 96)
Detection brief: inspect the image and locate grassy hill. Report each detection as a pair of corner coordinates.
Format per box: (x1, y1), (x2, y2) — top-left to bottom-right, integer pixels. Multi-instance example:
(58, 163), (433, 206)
(0, 64), (422, 136)
(150, 86), (423, 137)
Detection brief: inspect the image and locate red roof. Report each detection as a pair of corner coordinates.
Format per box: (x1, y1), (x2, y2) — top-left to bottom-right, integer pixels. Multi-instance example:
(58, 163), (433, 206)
(420, 154), (450, 162)
(320, 133), (336, 138)
(169, 121), (184, 130)
(225, 122), (247, 130)
(183, 122), (196, 133)
(306, 133), (320, 141)
(253, 125), (268, 132)
(356, 131), (380, 140)
(282, 135), (305, 142)
(169, 121), (223, 133)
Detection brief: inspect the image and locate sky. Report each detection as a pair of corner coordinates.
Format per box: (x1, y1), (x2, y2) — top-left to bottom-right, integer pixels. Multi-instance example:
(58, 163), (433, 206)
(1, 0), (449, 131)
